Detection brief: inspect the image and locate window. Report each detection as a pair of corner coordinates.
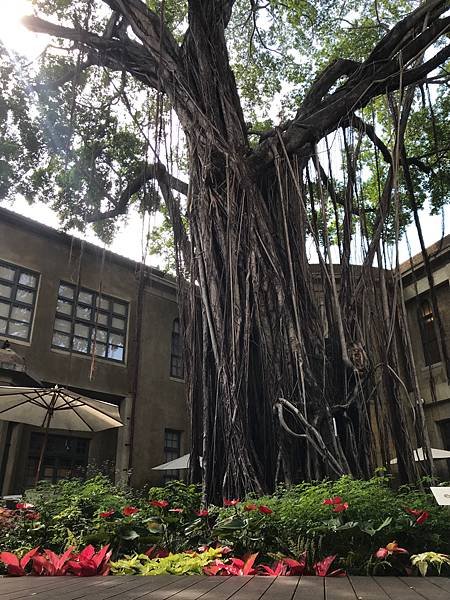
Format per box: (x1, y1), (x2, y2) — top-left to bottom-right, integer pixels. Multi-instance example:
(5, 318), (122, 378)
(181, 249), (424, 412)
(163, 429), (181, 483)
(418, 300), (441, 366)
(0, 260), (38, 341)
(25, 432), (89, 487)
(170, 318), (184, 379)
(52, 282), (128, 362)
(440, 419), (450, 450)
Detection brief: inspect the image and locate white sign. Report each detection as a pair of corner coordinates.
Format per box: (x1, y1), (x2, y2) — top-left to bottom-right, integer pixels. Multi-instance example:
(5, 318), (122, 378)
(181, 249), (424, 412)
(430, 487), (450, 506)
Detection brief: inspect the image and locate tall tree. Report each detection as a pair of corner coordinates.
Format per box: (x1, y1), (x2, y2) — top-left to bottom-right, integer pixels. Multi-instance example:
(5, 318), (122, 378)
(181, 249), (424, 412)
(2, 0), (450, 498)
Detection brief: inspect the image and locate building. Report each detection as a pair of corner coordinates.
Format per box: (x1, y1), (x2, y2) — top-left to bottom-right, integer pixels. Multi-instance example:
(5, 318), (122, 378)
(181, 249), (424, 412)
(0, 207), (188, 494)
(400, 235), (450, 477)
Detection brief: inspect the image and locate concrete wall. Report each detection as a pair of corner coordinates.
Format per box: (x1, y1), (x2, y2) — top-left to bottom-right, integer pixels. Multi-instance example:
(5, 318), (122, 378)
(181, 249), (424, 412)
(0, 208), (187, 493)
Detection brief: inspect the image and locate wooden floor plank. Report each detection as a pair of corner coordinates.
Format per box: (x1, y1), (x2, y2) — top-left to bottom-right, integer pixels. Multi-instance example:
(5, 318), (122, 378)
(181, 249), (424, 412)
(126, 576), (213, 600)
(168, 576), (231, 600)
(224, 576), (274, 600)
(67, 575), (183, 600)
(399, 577), (450, 600)
(325, 577), (358, 599)
(0, 576), (71, 594)
(292, 576), (324, 600)
(258, 577), (298, 600)
(198, 576), (254, 599)
(349, 576), (391, 599)
(428, 578), (450, 593)
(1, 576), (104, 599)
(374, 577), (428, 599)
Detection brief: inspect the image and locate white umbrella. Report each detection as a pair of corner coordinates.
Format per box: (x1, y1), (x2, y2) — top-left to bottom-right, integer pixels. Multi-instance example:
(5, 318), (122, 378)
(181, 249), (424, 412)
(152, 453), (202, 471)
(390, 447), (450, 465)
(0, 385), (123, 482)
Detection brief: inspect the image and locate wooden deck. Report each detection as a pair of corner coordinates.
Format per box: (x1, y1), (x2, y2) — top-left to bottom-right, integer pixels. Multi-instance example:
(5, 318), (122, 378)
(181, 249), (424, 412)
(0, 575), (449, 599)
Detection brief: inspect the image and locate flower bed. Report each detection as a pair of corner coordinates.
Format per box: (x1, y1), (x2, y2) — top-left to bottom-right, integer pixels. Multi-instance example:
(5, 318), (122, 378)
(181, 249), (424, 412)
(1, 474), (449, 578)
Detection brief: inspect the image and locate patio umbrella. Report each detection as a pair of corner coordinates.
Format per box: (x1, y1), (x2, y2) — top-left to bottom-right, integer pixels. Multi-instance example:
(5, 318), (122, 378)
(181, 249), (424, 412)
(152, 453), (203, 470)
(0, 385), (123, 483)
(390, 447), (450, 464)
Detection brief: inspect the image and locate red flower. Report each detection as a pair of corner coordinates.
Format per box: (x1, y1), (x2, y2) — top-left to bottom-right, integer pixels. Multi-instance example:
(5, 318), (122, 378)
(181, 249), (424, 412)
(150, 500), (169, 509)
(223, 498), (240, 506)
(375, 541), (408, 560)
(332, 502), (349, 513)
(169, 508), (184, 513)
(404, 507), (430, 525)
(25, 511), (41, 521)
(244, 504), (257, 511)
(323, 496), (343, 506)
(99, 509), (116, 518)
(122, 506), (139, 516)
(16, 502), (34, 510)
(258, 505), (273, 515)
(196, 509), (209, 517)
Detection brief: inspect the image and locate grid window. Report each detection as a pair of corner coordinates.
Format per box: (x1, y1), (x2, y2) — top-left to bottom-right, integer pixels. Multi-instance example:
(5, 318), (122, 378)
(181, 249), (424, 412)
(163, 429), (181, 483)
(170, 318), (184, 379)
(0, 259), (38, 342)
(418, 300), (441, 366)
(52, 282), (128, 363)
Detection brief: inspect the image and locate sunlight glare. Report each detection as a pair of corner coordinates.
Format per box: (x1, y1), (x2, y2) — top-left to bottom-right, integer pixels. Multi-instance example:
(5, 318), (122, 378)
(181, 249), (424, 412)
(0, 0), (46, 57)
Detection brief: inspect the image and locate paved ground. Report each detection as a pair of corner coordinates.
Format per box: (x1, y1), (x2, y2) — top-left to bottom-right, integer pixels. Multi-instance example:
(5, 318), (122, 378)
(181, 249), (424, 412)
(0, 575), (449, 599)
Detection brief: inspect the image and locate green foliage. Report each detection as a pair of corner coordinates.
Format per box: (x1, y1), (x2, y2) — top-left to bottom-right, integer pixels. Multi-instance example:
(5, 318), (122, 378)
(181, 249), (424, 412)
(110, 546), (223, 576)
(411, 551), (450, 577)
(148, 480), (201, 512)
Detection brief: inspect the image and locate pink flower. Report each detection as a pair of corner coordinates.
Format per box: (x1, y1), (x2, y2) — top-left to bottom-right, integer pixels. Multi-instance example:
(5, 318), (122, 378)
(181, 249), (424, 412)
(404, 507), (430, 525)
(244, 504), (257, 511)
(258, 505), (273, 515)
(333, 502), (349, 513)
(25, 511), (40, 521)
(122, 506), (139, 516)
(16, 502), (34, 510)
(375, 541), (408, 559)
(150, 500), (169, 509)
(323, 496), (343, 506)
(223, 498), (240, 506)
(196, 509), (209, 517)
(99, 509), (116, 518)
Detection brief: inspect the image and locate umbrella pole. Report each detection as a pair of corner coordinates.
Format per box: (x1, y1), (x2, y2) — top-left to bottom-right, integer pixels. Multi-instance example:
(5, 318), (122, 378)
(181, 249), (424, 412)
(35, 412), (52, 485)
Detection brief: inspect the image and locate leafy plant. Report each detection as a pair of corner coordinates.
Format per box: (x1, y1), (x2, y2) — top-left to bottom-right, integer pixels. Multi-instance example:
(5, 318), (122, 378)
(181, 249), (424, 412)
(110, 546), (225, 576)
(0, 548), (39, 576)
(411, 552), (450, 577)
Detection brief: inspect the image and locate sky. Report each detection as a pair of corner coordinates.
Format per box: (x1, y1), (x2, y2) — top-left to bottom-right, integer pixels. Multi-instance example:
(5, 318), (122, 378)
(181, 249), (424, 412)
(0, 1), (448, 267)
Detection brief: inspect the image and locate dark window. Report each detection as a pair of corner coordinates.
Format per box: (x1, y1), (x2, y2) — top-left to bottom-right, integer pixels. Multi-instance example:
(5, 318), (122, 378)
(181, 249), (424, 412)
(0, 260), (39, 342)
(163, 429), (181, 483)
(440, 419), (450, 450)
(25, 432), (89, 487)
(170, 318), (184, 379)
(52, 282), (128, 362)
(418, 300), (441, 366)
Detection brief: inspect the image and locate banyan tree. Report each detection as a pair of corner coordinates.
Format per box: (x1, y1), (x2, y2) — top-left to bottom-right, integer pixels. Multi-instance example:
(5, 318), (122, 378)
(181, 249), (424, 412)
(1, 0), (449, 499)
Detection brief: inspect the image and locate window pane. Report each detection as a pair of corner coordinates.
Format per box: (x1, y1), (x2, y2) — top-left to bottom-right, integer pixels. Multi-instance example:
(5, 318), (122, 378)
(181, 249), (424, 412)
(78, 291), (93, 305)
(54, 318), (71, 333)
(98, 297), (110, 310)
(109, 332), (124, 346)
(11, 306), (31, 323)
(59, 284), (74, 299)
(112, 317), (125, 330)
(113, 302), (126, 316)
(0, 302), (9, 318)
(16, 288), (34, 304)
(96, 328), (107, 343)
(76, 305), (91, 320)
(94, 342), (106, 357)
(108, 344), (124, 361)
(0, 319), (6, 334)
(52, 332), (70, 348)
(0, 265), (15, 281)
(74, 323), (90, 338)
(95, 312), (108, 326)
(0, 283), (12, 299)
(7, 321), (29, 338)
(19, 273), (37, 288)
(57, 299), (72, 315)
(73, 336), (89, 353)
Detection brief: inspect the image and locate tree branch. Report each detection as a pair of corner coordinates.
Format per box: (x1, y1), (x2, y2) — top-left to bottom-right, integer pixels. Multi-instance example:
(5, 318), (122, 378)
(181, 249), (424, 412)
(86, 162), (188, 222)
